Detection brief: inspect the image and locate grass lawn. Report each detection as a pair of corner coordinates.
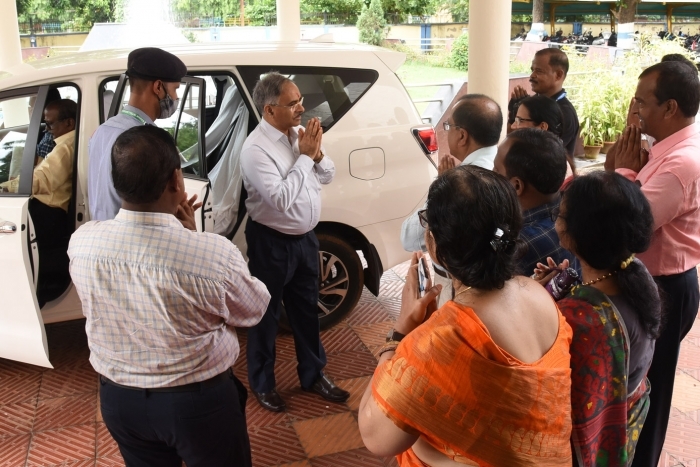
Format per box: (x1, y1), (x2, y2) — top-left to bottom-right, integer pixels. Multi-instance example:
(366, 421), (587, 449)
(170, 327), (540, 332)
(396, 61), (466, 114)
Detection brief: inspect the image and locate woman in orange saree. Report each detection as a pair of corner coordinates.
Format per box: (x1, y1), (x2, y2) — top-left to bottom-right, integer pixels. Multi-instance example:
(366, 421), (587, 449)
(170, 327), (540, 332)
(359, 166), (574, 466)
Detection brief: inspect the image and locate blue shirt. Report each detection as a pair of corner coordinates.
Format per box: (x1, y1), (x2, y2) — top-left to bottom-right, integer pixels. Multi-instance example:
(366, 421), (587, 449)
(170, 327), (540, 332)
(518, 199), (576, 276)
(87, 105), (153, 221)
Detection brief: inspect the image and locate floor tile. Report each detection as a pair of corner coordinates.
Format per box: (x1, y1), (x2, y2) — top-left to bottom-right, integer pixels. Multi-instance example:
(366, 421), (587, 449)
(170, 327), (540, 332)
(678, 341), (700, 371)
(320, 326), (365, 355)
(95, 457), (126, 467)
(293, 412), (364, 458)
(39, 362), (98, 400)
(336, 376), (372, 412)
(278, 461), (312, 467)
(281, 388), (349, 422)
(26, 423), (96, 467)
(324, 350), (378, 380)
(34, 392), (97, 432)
(245, 396), (290, 428)
(344, 300), (392, 327)
(671, 372), (700, 414)
(376, 298), (402, 318)
(0, 372), (43, 406)
(310, 447), (391, 467)
(249, 423), (307, 466)
(663, 411), (700, 459)
(0, 399), (36, 438)
(378, 280), (404, 300)
(0, 433), (30, 467)
(351, 321), (395, 357)
(0, 358), (45, 378)
(95, 423), (120, 460)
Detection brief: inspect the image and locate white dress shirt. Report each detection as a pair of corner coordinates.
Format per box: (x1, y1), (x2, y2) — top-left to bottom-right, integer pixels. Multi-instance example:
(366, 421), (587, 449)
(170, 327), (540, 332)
(400, 145), (497, 254)
(240, 119), (335, 235)
(68, 210), (270, 388)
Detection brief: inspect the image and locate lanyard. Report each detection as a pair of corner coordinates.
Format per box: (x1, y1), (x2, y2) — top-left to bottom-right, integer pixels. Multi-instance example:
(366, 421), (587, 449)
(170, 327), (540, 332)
(121, 109), (147, 125)
(555, 91), (567, 102)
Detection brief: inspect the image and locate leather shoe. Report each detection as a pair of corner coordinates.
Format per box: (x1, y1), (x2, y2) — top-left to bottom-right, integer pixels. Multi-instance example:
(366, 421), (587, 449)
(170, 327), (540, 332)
(303, 373), (350, 403)
(253, 389), (286, 412)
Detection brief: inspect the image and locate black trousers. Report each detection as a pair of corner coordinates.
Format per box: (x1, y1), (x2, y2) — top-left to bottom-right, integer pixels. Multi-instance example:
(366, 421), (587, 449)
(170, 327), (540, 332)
(245, 219), (326, 393)
(99, 371), (251, 467)
(631, 266), (699, 467)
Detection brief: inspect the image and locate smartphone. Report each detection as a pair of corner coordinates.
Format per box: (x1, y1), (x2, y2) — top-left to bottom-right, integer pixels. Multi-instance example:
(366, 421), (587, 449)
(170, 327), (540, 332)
(417, 257), (429, 298)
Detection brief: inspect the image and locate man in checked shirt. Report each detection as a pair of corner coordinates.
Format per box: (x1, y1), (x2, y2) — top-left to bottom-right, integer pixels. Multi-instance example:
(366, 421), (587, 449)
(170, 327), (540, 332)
(68, 126), (270, 467)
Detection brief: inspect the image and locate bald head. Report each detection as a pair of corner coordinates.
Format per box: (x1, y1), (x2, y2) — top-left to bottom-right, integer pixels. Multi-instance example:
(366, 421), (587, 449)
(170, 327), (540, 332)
(452, 94), (503, 147)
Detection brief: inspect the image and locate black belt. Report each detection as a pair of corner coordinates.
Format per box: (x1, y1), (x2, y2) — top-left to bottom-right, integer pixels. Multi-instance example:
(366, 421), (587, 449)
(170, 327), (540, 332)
(248, 218), (309, 240)
(433, 265), (450, 279)
(100, 369), (232, 393)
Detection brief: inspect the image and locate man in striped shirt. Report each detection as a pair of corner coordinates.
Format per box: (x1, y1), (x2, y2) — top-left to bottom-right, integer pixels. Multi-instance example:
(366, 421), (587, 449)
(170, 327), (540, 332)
(69, 125), (270, 467)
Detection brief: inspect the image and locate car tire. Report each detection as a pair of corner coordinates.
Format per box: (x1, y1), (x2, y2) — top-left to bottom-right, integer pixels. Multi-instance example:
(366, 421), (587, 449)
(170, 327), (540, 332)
(280, 233), (364, 331)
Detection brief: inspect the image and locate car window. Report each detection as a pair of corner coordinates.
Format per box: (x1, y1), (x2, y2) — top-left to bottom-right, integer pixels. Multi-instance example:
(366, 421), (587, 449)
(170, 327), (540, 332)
(237, 66), (378, 131)
(0, 92), (38, 193)
(100, 76), (207, 179)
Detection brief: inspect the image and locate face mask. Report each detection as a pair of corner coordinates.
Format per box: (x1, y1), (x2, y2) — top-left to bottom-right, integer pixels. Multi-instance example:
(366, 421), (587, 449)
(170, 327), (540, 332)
(158, 89), (179, 119)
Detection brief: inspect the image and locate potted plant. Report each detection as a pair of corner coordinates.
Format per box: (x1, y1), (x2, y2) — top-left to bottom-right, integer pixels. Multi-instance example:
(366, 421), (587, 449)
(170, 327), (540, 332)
(580, 116), (605, 159)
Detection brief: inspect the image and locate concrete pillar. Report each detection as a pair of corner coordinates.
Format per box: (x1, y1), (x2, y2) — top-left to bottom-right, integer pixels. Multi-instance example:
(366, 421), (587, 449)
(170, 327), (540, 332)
(467, 0), (512, 138)
(276, 0), (300, 42)
(0, 0), (23, 71)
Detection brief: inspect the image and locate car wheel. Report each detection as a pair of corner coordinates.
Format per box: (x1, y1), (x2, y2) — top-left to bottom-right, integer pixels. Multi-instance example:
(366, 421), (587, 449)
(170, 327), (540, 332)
(280, 233), (364, 331)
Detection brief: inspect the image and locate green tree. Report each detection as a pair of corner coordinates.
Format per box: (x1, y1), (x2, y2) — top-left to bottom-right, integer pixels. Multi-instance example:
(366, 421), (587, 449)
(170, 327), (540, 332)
(434, 0), (468, 23)
(613, 0), (640, 24)
(450, 32), (468, 70)
(381, 0), (436, 21)
(357, 0), (387, 46)
(244, 0), (276, 25)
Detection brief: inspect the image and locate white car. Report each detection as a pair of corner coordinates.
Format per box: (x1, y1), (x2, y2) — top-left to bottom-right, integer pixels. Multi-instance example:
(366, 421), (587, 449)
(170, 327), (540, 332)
(0, 42), (438, 368)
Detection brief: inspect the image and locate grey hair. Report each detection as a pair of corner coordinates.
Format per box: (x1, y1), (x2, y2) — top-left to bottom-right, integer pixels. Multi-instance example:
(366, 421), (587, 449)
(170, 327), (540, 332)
(252, 71), (292, 114)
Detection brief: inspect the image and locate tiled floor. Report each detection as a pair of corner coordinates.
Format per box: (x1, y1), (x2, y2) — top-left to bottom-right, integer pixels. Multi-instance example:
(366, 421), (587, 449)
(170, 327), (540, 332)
(1, 263), (699, 467)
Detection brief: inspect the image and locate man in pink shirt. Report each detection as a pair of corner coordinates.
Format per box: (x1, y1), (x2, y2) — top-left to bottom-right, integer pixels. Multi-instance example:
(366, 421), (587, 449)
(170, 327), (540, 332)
(606, 61), (700, 467)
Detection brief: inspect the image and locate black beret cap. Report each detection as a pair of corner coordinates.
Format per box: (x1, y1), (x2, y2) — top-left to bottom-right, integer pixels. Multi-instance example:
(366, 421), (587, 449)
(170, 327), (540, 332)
(126, 47), (187, 82)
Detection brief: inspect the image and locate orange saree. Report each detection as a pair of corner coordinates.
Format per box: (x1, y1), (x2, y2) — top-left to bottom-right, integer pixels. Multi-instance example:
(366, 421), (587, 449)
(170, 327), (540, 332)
(372, 301), (574, 467)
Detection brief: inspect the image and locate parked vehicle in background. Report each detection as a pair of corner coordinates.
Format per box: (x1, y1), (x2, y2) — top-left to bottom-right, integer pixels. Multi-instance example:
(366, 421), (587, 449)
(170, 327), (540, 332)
(0, 42), (438, 368)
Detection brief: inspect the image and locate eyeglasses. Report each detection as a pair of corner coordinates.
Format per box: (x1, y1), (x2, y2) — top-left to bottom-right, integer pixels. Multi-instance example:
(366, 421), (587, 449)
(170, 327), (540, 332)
(45, 118), (65, 130)
(550, 206), (566, 222)
(271, 96), (304, 110)
(514, 116), (535, 125)
(442, 121), (462, 131)
(417, 209), (429, 229)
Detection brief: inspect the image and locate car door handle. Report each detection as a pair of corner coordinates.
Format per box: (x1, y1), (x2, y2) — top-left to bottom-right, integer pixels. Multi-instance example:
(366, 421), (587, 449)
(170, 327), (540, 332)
(0, 222), (17, 233)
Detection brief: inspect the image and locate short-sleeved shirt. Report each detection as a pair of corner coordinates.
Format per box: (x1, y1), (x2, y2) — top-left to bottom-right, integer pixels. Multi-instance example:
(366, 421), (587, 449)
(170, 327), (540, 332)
(68, 209), (271, 388)
(552, 89), (580, 158)
(87, 105), (153, 221)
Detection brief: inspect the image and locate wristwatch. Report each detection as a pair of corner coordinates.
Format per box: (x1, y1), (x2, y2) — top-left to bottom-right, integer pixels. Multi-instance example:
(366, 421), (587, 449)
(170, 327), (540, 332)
(386, 328), (406, 343)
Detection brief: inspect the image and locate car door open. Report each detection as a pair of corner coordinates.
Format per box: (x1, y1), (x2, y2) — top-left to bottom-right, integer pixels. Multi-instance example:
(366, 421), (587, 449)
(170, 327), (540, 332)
(0, 86), (53, 368)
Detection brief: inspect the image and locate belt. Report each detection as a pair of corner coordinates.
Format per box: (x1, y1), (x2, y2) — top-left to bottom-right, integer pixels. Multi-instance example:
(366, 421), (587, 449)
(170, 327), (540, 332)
(433, 265), (450, 279)
(248, 218), (309, 240)
(99, 369), (232, 393)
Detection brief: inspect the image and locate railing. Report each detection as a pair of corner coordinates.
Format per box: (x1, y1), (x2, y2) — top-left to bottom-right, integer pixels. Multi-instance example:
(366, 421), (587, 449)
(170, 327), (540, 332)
(18, 20), (90, 34)
(172, 12), (358, 28)
(400, 37), (452, 53)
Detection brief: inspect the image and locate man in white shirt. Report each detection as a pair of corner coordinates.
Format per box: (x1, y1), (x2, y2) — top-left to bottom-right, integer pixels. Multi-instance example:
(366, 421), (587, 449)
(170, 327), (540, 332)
(240, 72), (349, 412)
(69, 126), (270, 466)
(401, 94), (503, 306)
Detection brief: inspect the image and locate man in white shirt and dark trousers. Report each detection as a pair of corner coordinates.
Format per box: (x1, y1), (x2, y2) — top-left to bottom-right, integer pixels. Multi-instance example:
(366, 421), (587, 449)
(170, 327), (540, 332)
(401, 94), (503, 306)
(69, 126), (270, 467)
(241, 71), (349, 412)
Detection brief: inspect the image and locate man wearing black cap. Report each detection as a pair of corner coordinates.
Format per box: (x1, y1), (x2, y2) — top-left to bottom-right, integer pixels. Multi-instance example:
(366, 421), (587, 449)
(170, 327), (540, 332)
(88, 47), (188, 221)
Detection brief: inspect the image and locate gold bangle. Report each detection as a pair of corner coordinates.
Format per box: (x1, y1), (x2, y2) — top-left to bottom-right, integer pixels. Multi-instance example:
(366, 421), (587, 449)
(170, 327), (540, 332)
(378, 340), (401, 357)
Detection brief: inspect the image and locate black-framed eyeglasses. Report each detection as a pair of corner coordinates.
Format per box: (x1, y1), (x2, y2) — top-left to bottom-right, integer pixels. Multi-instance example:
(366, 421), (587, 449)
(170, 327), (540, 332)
(514, 116), (535, 125)
(417, 209), (429, 229)
(442, 121), (462, 131)
(45, 118), (66, 130)
(550, 206), (566, 222)
(270, 96), (304, 110)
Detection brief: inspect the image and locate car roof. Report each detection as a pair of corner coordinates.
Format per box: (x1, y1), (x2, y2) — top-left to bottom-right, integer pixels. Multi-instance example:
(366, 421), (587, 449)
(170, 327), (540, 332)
(0, 42), (405, 90)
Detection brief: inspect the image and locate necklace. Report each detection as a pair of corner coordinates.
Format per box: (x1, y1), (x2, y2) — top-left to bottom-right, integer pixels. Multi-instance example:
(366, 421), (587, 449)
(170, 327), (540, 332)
(581, 271), (616, 286)
(453, 286), (472, 302)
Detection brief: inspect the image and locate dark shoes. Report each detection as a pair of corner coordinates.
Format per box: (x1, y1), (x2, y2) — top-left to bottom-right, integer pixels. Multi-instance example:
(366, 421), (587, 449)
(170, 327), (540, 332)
(302, 373), (350, 403)
(253, 389), (286, 412)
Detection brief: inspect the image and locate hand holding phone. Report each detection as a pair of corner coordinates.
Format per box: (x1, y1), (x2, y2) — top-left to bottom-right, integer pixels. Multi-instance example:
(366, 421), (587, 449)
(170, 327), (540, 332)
(417, 257), (429, 298)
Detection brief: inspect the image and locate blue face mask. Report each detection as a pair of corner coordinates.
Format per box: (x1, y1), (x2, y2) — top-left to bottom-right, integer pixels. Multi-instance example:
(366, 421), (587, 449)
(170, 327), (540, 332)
(158, 88), (179, 119)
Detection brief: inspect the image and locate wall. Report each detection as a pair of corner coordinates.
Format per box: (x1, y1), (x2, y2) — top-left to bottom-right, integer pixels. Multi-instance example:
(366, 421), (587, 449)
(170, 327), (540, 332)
(184, 24), (359, 43)
(19, 32), (88, 48)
